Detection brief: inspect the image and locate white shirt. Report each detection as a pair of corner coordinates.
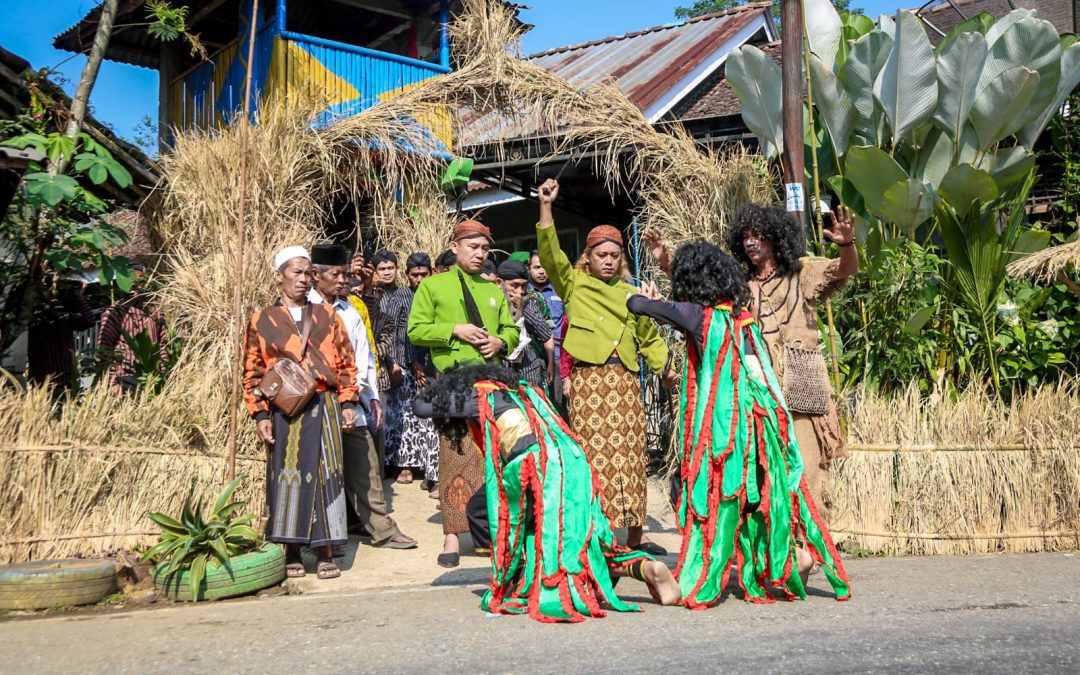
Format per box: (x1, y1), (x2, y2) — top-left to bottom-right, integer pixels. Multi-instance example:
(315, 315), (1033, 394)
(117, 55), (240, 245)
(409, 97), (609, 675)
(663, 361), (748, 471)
(308, 289), (380, 424)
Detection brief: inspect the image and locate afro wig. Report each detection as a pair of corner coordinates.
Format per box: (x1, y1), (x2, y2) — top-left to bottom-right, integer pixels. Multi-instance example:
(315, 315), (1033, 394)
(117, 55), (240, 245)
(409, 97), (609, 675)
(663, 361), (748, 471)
(724, 203), (806, 277)
(671, 240), (751, 309)
(417, 363), (521, 450)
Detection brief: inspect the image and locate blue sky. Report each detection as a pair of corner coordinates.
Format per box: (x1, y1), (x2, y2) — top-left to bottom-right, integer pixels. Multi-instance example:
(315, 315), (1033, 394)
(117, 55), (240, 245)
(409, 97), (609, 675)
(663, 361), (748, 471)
(0, 0), (904, 150)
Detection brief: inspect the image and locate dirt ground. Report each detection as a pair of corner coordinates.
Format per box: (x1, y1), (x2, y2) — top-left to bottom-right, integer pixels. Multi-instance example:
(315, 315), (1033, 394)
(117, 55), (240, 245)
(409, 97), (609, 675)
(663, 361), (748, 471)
(288, 475), (684, 594)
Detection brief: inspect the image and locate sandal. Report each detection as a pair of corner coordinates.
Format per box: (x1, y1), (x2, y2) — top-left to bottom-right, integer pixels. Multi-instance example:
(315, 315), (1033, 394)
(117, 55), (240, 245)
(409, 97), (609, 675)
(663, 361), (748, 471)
(316, 560), (341, 580)
(396, 470), (414, 485)
(285, 562), (306, 578)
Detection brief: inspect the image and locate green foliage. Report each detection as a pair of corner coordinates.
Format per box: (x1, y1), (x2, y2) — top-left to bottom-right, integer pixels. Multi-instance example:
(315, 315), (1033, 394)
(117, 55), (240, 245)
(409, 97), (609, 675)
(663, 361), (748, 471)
(1, 110), (137, 349)
(142, 478), (263, 601)
(144, 1), (189, 42)
(1047, 93), (1080, 219)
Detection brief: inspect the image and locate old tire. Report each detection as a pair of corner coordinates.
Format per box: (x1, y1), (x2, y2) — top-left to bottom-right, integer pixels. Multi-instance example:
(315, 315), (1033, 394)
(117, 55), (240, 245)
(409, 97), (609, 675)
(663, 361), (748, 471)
(154, 543), (285, 602)
(0, 559), (117, 610)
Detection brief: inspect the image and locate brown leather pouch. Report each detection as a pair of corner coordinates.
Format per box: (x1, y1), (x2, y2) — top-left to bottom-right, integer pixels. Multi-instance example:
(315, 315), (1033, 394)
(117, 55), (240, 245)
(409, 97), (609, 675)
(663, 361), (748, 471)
(254, 305), (317, 417)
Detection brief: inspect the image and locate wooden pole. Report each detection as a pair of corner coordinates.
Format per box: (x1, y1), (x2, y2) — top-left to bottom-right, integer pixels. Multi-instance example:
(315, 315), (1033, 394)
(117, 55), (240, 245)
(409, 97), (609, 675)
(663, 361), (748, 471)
(780, 0), (806, 221)
(226, 0), (261, 482)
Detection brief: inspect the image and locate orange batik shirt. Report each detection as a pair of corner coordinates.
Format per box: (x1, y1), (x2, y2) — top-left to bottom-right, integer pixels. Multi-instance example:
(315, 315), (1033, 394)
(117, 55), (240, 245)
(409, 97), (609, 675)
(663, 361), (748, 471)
(242, 303), (360, 418)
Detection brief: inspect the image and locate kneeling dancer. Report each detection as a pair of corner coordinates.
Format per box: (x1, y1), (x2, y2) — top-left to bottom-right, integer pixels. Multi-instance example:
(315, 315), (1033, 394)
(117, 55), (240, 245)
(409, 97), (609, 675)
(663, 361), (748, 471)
(627, 241), (850, 607)
(415, 364), (681, 622)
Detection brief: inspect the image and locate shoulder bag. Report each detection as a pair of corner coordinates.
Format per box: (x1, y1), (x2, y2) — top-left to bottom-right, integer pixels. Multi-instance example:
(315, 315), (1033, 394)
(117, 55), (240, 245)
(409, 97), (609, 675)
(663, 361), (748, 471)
(254, 304), (318, 417)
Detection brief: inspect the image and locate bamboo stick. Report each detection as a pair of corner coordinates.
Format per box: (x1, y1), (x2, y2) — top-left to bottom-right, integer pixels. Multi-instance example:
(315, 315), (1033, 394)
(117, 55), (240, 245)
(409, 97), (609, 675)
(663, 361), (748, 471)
(0, 445), (267, 461)
(845, 444), (1036, 453)
(226, 0), (261, 482)
(0, 531), (160, 546)
(832, 529), (1080, 541)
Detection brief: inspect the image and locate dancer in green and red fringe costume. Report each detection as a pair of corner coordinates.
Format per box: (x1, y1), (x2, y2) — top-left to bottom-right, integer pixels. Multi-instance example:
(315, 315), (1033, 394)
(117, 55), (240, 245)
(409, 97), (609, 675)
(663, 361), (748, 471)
(627, 241), (850, 608)
(414, 364), (682, 623)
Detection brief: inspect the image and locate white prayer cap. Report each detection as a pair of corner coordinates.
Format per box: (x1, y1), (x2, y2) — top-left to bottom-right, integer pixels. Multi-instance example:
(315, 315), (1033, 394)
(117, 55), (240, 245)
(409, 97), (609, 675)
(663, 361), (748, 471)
(274, 245), (310, 271)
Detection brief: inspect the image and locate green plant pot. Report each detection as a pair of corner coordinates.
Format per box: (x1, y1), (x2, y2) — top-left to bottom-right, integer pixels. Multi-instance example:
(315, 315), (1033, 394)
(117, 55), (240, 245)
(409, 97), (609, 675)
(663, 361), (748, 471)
(0, 558), (117, 610)
(154, 543), (285, 602)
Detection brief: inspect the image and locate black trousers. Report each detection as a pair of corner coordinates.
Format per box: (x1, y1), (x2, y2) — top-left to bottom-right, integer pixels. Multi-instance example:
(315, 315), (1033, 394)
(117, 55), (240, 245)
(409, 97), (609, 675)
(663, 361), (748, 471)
(466, 486), (490, 549)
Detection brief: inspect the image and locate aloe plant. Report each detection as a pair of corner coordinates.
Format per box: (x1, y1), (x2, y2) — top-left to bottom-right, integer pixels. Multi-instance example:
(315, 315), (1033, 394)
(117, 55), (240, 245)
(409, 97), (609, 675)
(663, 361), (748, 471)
(142, 478), (263, 600)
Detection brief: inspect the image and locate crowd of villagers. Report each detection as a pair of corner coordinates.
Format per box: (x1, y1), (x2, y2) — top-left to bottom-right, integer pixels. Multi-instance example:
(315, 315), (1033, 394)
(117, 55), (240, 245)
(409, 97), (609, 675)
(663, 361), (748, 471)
(241, 176), (858, 621)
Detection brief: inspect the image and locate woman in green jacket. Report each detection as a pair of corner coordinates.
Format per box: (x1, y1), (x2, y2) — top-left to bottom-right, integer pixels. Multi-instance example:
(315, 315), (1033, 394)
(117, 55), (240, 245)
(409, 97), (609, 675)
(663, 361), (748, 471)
(536, 179), (674, 554)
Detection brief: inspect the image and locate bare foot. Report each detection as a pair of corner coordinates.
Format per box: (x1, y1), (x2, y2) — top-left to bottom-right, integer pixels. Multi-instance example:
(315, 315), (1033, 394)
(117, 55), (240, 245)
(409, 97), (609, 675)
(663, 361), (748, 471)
(796, 544), (814, 587)
(642, 561), (682, 605)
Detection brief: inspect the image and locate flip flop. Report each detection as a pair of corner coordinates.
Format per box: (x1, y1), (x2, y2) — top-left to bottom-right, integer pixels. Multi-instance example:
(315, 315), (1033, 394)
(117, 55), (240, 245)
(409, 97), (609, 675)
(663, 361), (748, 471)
(377, 535), (418, 550)
(316, 560), (340, 580)
(285, 562), (306, 578)
(396, 472), (414, 485)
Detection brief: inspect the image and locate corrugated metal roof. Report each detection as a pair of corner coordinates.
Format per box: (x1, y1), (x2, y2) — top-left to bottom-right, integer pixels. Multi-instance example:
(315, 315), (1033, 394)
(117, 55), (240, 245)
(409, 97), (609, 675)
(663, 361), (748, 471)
(459, 3), (771, 148)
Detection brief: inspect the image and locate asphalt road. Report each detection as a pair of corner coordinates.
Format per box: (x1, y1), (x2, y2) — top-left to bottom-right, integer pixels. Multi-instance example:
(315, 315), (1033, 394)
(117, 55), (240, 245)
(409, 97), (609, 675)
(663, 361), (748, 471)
(2, 553), (1077, 674)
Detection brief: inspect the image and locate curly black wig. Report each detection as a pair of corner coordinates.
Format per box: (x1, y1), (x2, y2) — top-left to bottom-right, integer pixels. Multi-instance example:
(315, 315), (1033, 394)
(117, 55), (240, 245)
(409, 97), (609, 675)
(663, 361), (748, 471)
(724, 203), (806, 277)
(671, 240), (751, 308)
(417, 363), (521, 450)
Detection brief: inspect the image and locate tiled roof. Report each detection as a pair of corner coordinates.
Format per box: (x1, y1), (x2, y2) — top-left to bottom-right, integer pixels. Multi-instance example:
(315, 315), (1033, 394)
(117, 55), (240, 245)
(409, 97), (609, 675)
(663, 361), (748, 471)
(914, 0), (1075, 43)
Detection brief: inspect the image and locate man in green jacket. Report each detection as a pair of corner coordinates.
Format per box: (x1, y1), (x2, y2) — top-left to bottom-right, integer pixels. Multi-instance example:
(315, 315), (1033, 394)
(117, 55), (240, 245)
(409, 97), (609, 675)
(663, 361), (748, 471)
(407, 218), (519, 567)
(536, 178), (672, 556)
(407, 220), (519, 372)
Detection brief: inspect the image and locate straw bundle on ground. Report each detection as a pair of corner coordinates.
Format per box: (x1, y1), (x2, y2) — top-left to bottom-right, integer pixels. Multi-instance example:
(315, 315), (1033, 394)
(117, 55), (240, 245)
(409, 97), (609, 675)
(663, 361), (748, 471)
(0, 94), (451, 563)
(831, 382), (1080, 555)
(1007, 238), (1080, 281)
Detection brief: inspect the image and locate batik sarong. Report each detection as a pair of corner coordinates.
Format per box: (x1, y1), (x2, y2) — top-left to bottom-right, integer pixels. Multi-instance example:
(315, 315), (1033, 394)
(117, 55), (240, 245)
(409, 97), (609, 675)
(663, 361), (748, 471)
(568, 363), (647, 528)
(265, 391), (348, 548)
(439, 433), (485, 535)
(384, 371), (440, 482)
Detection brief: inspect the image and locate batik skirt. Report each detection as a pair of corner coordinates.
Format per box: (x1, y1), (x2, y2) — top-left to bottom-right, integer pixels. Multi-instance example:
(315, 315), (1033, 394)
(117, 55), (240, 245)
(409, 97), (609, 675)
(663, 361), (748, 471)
(438, 433), (485, 536)
(265, 391), (348, 548)
(568, 363), (648, 529)
(383, 371), (440, 482)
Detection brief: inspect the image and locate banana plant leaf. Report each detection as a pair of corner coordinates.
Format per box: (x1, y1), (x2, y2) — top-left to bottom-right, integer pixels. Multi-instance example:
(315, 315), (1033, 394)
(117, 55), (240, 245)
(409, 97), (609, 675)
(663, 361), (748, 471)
(881, 178), (936, 234)
(984, 8), (1036, 46)
(838, 12), (876, 68)
(939, 164), (999, 217)
(1018, 42), (1080, 150)
(727, 45), (784, 159)
(840, 30), (893, 119)
(844, 145), (908, 215)
(979, 17), (1060, 120)
(970, 66), (1040, 150)
(874, 11), (938, 146)
(808, 53), (856, 158)
(915, 127), (956, 190)
(987, 146), (1036, 189)
(934, 12), (996, 56)
(804, 0), (843, 71)
(932, 32), (988, 142)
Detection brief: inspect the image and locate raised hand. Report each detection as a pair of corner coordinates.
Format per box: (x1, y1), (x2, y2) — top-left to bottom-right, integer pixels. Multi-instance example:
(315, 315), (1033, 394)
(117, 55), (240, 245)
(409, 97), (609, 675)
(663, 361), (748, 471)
(824, 205), (856, 246)
(642, 228), (672, 273)
(538, 178), (559, 205)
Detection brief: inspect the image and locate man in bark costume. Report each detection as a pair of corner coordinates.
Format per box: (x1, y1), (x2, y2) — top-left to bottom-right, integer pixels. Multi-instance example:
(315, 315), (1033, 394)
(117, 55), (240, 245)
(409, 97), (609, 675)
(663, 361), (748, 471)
(415, 364), (681, 622)
(407, 220), (520, 568)
(536, 179), (674, 555)
(627, 241), (850, 607)
(645, 204), (858, 515)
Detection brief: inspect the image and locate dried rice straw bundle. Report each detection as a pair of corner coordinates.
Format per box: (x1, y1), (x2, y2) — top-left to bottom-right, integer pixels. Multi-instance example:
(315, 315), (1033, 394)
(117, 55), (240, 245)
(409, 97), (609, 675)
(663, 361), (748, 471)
(1007, 238), (1080, 281)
